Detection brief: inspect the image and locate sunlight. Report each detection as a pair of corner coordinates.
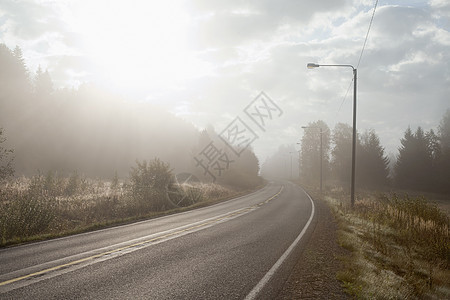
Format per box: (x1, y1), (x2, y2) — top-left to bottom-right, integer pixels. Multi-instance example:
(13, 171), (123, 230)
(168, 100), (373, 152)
(66, 0), (210, 93)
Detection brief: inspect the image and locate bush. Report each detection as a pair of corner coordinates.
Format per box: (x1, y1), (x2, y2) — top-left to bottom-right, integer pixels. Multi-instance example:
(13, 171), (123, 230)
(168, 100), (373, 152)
(0, 187), (56, 243)
(0, 128), (14, 182)
(129, 158), (177, 212)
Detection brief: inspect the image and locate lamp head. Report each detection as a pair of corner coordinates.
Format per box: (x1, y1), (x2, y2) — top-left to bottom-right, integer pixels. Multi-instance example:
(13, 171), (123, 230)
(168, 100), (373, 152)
(307, 63), (319, 69)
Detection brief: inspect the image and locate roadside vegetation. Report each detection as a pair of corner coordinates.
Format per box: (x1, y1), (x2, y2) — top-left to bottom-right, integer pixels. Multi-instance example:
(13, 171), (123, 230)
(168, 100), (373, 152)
(279, 111), (450, 298)
(0, 158), (258, 247)
(0, 43), (265, 248)
(304, 186), (449, 299)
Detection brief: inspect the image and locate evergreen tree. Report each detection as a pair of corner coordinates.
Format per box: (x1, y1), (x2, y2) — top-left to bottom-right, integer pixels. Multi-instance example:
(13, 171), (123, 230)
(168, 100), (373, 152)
(357, 129), (389, 188)
(0, 44), (30, 94)
(395, 126), (433, 191)
(425, 129), (441, 191)
(34, 65), (53, 96)
(439, 109), (450, 151)
(437, 109), (450, 191)
(12, 46), (29, 86)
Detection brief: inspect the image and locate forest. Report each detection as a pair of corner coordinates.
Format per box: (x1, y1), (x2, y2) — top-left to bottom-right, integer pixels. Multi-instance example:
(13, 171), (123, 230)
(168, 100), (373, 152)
(0, 43), (263, 245)
(0, 44), (261, 188)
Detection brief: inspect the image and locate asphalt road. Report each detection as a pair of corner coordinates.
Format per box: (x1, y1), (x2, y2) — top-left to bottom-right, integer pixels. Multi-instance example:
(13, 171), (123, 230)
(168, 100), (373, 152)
(0, 181), (315, 299)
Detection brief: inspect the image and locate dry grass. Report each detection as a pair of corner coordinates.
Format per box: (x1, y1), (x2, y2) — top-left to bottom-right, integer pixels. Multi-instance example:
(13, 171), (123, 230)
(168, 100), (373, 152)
(317, 188), (450, 299)
(0, 173), (240, 247)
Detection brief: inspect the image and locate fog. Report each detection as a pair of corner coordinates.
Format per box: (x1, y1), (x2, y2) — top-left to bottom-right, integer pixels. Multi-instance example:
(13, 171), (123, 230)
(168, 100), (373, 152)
(0, 62), (200, 178)
(1, 1), (449, 193)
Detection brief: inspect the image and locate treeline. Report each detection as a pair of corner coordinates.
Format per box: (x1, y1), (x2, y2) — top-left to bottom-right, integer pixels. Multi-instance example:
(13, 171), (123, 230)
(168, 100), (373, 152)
(262, 109), (450, 193)
(0, 44), (198, 177)
(296, 112), (450, 193)
(0, 44), (261, 188)
(395, 119), (450, 192)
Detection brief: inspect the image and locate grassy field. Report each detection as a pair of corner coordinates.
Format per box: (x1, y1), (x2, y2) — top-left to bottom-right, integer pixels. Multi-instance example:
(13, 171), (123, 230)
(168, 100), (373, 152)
(304, 185), (449, 299)
(0, 172), (256, 247)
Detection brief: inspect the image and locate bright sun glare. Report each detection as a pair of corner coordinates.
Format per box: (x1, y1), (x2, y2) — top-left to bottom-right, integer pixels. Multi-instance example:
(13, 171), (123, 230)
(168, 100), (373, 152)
(66, 1), (208, 93)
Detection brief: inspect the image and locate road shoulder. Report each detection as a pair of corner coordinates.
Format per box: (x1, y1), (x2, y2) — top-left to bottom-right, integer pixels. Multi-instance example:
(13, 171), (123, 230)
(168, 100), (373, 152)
(276, 192), (350, 299)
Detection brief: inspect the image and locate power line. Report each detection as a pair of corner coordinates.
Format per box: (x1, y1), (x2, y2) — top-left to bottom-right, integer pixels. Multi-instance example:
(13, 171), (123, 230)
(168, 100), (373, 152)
(335, 0), (378, 117)
(357, 0), (379, 69)
(337, 78), (354, 114)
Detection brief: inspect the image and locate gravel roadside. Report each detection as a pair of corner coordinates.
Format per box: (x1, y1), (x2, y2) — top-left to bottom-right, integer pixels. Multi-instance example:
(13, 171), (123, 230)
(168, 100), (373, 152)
(276, 194), (350, 299)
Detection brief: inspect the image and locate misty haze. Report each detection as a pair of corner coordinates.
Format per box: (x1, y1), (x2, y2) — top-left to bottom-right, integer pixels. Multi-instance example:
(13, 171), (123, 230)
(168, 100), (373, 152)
(0, 1), (449, 299)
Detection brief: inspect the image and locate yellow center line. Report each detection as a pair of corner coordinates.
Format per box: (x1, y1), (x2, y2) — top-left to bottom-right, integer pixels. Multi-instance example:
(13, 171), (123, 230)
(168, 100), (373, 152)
(0, 185), (284, 288)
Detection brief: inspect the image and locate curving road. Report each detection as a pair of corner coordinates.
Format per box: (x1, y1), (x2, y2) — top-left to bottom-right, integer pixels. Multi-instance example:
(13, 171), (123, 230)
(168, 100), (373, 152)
(0, 181), (315, 299)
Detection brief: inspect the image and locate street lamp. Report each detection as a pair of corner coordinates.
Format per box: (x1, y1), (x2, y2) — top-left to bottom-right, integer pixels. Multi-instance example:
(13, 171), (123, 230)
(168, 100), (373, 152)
(301, 126), (323, 192)
(307, 62), (357, 207)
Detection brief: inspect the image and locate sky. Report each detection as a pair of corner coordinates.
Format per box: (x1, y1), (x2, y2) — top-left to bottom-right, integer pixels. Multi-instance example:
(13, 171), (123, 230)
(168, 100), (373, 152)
(1, 0), (449, 163)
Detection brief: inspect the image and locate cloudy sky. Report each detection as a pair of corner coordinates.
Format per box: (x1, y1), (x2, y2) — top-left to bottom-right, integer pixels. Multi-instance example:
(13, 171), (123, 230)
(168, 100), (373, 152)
(1, 0), (449, 162)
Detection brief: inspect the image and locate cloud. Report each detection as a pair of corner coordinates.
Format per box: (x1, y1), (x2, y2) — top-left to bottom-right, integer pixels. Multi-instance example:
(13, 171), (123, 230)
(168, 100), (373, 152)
(178, 1), (449, 158)
(0, 0), (65, 40)
(0, 0), (448, 161)
(188, 0), (352, 51)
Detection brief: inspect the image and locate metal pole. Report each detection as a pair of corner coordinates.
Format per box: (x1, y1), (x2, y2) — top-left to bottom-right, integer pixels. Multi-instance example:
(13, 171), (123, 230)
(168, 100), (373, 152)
(306, 62), (357, 207)
(351, 68), (357, 208)
(320, 127), (323, 192)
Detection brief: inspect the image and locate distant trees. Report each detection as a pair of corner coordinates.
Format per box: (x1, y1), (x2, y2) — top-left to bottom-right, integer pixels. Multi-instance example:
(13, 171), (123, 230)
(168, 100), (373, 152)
(0, 44), (51, 97)
(260, 144), (299, 180)
(220, 147), (262, 189)
(0, 43), (201, 179)
(299, 120), (330, 186)
(395, 110), (450, 192)
(297, 121), (389, 190)
(34, 65), (53, 96)
(191, 127), (262, 189)
(297, 111), (450, 193)
(0, 44), (30, 94)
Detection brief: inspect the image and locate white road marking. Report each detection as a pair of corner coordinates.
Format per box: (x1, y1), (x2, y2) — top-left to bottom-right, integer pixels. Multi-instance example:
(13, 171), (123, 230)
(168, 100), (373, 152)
(245, 186), (316, 300)
(0, 186), (284, 293)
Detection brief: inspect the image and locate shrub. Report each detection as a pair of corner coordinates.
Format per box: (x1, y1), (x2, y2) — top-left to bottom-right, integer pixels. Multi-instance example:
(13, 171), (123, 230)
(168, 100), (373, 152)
(0, 187), (56, 243)
(129, 158), (177, 212)
(0, 128), (14, 183)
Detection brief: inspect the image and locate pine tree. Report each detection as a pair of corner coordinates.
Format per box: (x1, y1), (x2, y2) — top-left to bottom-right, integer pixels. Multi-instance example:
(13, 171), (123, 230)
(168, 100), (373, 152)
(438, 109), (450, 154)
(0, 44), (30, 94)
(357, 129), (389, 188)
(12, 46), (29, 85)
(437, 109), (450, 191)
(34, 65), (53, 97)
(395, 126), (433, 191)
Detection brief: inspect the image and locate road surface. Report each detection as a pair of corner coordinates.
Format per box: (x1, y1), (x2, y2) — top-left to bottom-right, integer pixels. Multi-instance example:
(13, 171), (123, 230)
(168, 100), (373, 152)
(0, 181), (315, 299)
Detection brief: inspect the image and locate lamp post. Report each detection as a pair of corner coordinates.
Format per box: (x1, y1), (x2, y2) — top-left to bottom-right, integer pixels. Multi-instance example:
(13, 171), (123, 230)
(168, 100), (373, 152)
(301, 126), (323, 192)
(307, 63), (357, 207)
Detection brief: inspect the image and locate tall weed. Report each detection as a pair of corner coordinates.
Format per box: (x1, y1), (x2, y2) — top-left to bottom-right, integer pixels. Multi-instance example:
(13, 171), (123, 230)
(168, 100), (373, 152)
(327, 189), (449, 299)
